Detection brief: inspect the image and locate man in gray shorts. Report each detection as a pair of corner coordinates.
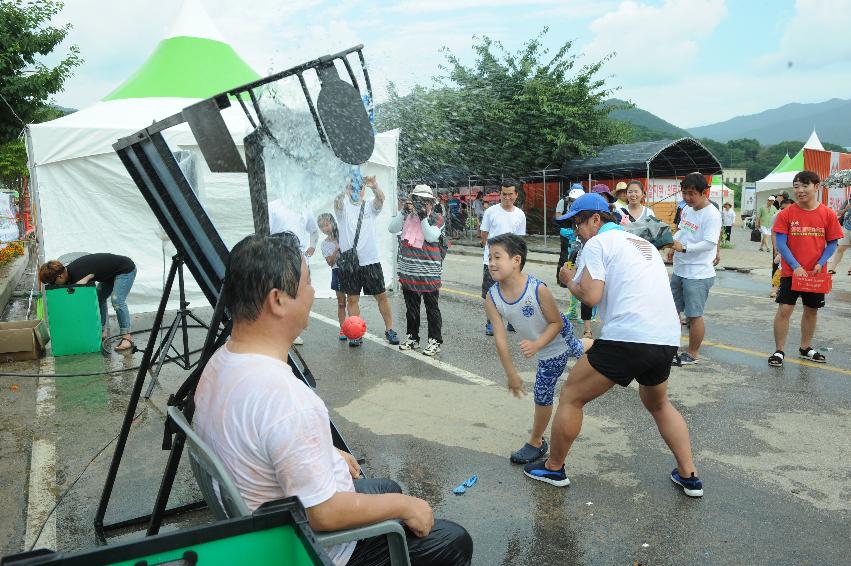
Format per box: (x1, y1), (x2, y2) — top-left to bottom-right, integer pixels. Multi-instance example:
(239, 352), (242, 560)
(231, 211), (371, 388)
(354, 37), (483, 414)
(667, 173), (722, 365)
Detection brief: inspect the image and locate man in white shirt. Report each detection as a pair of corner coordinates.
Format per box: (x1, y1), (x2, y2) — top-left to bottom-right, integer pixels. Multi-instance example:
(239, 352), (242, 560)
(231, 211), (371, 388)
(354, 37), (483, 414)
(334, 172), (399, 347)
(480, 182), (526, 335)
(268, 199), (319, 257)
(667, 173), (722, 365)
(194, 232), (472, 566)
(522, 193), (703, 498)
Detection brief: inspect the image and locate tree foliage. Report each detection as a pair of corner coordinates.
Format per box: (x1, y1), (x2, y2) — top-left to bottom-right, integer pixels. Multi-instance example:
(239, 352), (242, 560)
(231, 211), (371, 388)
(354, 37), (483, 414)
(0, 139), (28, 190)
(699, 137), (847, 180)
(0, 0), (81, 143)
(376, 29), (628, 182)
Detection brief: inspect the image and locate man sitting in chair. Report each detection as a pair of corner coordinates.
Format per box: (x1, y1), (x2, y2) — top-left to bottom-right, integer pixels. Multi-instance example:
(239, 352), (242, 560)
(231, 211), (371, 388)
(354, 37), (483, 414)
(194, 232), (473, 566)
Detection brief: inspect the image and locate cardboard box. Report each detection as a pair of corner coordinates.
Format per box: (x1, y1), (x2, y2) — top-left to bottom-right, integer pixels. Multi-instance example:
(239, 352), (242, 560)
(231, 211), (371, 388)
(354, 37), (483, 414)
(0, 320), (50, 362)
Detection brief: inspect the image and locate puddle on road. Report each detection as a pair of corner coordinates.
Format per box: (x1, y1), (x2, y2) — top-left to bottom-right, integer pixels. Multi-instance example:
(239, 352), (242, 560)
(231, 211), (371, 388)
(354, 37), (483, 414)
(702, 410), (851, 512)
(337, 375), (640, 487)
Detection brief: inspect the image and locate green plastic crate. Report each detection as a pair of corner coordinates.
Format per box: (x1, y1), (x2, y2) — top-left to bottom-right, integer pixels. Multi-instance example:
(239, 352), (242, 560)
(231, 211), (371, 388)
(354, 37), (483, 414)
(45, 284), (102, 356)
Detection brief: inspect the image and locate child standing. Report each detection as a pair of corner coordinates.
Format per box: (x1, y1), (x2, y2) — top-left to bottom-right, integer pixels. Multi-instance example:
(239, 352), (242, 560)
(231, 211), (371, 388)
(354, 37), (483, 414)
(318, 213), (348, 340)
(484, 234), (592, 464)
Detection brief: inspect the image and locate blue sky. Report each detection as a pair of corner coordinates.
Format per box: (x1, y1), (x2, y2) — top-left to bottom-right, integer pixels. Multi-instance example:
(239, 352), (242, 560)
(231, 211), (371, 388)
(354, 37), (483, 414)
(50, 0), (851, 128)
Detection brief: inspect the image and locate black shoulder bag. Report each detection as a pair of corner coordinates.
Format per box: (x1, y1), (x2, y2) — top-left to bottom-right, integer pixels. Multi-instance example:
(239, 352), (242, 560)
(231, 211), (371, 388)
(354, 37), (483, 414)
(337, 201), (366, 277)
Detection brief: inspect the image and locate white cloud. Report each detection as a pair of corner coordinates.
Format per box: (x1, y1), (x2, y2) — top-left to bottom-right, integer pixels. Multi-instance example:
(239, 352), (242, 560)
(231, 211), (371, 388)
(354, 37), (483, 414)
(757, 0), (851, 71)
(582, 0), (727, 83)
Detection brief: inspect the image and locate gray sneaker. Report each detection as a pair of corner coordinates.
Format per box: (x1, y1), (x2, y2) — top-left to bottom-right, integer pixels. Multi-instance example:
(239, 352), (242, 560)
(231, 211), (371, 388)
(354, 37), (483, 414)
(678, 352), (698, 365)
(510, 439), (548, 464)
(399, 335), (419, 350)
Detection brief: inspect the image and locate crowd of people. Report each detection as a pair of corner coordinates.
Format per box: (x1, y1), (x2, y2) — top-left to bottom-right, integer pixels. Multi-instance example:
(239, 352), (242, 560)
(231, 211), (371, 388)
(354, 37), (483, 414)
(33, 167), (845, 566)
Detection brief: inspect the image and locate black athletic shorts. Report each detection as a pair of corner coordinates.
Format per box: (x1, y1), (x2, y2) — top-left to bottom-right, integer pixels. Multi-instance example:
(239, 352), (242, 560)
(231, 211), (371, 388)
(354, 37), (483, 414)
(338, 262), (386, 296)
(481, 264), (496, 299)
(586, 339), (678, 387)
(775, 276), (825, 309)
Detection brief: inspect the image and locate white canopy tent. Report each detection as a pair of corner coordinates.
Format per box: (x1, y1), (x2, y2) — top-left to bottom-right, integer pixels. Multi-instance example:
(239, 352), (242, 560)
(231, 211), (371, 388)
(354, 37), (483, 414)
(754, 130), (824, 204)
(25, 0), (399, 312)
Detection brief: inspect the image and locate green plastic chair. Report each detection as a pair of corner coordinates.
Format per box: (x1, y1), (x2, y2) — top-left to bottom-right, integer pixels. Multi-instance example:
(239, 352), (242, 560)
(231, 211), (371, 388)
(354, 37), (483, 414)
(167, 406), (411, 566)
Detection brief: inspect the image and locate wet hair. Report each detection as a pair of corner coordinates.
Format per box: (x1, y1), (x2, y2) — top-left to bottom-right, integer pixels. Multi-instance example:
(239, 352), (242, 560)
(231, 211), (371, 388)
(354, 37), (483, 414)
(572, 210), (617, 226)
(487, 233), (527, 270)
(224, 232), (303, 322)
(793, 170), (820, 185)
(500, 181), (517, 194)
(38, 260), (65, 285)
(681, 172), (708, 192)
(626, 180), (645, 193)
(781, 198), (794, 207)
(317, 212), (339, 242)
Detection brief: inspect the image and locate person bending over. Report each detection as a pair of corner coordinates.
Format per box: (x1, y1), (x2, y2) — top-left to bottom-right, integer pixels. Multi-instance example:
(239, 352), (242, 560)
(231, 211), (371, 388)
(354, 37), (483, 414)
(193, 232), (472, 566)
(484, 234), (591, 465)
(39, 253), (136, 351)
(523, 194), (703, 498)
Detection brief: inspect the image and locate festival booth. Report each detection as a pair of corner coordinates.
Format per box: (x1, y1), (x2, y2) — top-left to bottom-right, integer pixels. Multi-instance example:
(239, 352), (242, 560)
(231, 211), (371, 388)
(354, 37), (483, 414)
(560, 138), (723, 226)
(26, 0), (399, 311)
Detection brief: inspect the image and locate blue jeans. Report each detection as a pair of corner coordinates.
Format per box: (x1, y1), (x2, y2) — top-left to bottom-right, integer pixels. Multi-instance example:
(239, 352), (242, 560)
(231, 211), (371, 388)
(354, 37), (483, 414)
(97, 269), (136, 334)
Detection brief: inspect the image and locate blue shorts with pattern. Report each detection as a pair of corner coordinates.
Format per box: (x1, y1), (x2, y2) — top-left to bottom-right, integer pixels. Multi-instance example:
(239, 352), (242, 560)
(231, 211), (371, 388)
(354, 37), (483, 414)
(534, 314), (585, 406)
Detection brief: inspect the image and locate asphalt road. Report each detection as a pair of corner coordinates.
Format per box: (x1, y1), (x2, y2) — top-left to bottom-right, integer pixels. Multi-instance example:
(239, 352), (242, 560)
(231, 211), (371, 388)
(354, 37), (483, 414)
(1, 248), (849, 565)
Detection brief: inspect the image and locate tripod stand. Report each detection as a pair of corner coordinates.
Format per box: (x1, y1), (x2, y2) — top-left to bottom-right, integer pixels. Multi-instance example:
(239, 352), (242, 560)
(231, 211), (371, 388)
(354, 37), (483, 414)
(144, 256), (209, 399)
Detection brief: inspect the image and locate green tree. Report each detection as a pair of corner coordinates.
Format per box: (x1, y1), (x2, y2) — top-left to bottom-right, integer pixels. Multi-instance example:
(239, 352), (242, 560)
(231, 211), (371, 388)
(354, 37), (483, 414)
(0, 0), (81, 143)
(0, 139), (27, 190)
(377, 29), (628, 181)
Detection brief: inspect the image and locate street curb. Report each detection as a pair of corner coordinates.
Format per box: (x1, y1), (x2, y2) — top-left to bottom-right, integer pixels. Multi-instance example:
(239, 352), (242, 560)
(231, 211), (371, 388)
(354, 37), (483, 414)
(0, 248), (30, 318)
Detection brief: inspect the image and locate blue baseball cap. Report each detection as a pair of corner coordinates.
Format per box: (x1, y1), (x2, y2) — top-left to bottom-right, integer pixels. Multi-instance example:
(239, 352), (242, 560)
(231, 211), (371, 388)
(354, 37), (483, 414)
(556, 193), (610, 221)
(570, 182), (584, 191)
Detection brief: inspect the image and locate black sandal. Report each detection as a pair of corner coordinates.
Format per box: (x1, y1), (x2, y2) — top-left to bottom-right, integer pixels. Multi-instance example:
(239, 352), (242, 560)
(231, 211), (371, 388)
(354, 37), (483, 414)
(799, 347), (826, 363)
(768, 350), (784, 367)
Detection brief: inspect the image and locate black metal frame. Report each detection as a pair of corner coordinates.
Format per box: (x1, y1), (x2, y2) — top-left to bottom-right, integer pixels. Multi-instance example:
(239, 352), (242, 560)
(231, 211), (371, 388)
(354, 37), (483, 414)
(94, 45), (373, 544)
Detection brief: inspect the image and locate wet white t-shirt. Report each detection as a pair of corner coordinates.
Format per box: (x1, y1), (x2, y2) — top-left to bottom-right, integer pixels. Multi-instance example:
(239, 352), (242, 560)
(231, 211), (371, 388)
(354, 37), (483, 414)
(194, 344), (356, 566)
(480, 205), (526, 265)
(574, 229), (680, 346)
(338, 198), (382, 266)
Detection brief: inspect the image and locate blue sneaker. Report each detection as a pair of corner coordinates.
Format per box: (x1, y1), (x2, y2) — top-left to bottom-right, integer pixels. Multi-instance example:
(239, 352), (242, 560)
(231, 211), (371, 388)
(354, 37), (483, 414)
(349, 338), (363, 347)
(523, 460), (570, 487)
(507, 323), (516, 333)
(670, 469), (704, 497)
(385, 329), (399, 345)
(485, 322), (494, 336)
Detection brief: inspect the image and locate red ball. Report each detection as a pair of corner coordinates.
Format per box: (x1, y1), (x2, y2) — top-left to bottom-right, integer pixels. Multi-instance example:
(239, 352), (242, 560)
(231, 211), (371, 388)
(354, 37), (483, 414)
(341, 316), (367, 340)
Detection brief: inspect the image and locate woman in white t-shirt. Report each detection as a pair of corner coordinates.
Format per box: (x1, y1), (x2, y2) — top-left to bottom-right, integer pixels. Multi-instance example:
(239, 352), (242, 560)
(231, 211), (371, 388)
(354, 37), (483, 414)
(621, 180), (656, 223)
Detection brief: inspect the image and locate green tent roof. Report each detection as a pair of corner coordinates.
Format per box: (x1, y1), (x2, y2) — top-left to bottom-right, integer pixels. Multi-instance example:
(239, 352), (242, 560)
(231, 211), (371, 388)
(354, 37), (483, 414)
(770, 153), (791, 174)
(102, 35), (260, 101)
(777, 149), (804, 173)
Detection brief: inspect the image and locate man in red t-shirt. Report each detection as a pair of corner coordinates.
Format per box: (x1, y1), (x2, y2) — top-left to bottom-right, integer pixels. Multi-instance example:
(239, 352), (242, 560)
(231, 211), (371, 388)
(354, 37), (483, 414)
(769, 171), (843, 367)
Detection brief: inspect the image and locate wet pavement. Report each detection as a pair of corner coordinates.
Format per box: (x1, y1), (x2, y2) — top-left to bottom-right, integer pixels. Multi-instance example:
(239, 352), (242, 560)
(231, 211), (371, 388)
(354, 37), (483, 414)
(1, 233), (849, 565)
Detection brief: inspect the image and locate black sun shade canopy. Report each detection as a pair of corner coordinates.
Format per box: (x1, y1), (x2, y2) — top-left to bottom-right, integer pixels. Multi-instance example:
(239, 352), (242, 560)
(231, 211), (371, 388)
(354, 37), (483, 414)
(560, 138), (723, 179)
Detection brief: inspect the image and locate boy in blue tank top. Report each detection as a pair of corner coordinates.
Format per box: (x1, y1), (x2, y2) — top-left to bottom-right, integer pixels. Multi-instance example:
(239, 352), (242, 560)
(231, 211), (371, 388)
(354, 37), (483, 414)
(484, 234), (592, 464)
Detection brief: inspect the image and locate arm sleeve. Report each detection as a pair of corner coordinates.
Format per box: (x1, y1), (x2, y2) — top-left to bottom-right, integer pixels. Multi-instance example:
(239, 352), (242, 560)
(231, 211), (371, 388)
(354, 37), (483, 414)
(574, 239), (606, 282)
(387, 213), (404, 233)
(702, 209), (722, 245)
(517, 212), (526, 236)
(479, 208), (492, 232)
(685, 240), (718, 254)
(264, 406), (341, 509)
(555, 200), (564, 214)
(776, 233), (800, 270)
(421, 216), (443, 242)
(818, 240), (839, 265)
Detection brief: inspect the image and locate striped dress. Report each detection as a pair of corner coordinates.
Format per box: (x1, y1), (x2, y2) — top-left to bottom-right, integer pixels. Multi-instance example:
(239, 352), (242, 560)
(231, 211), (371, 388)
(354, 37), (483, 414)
(396, 212), (445, 293)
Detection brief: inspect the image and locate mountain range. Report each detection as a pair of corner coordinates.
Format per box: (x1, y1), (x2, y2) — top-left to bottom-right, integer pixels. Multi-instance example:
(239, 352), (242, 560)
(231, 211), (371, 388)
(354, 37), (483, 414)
(609, 97), (851, 147)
